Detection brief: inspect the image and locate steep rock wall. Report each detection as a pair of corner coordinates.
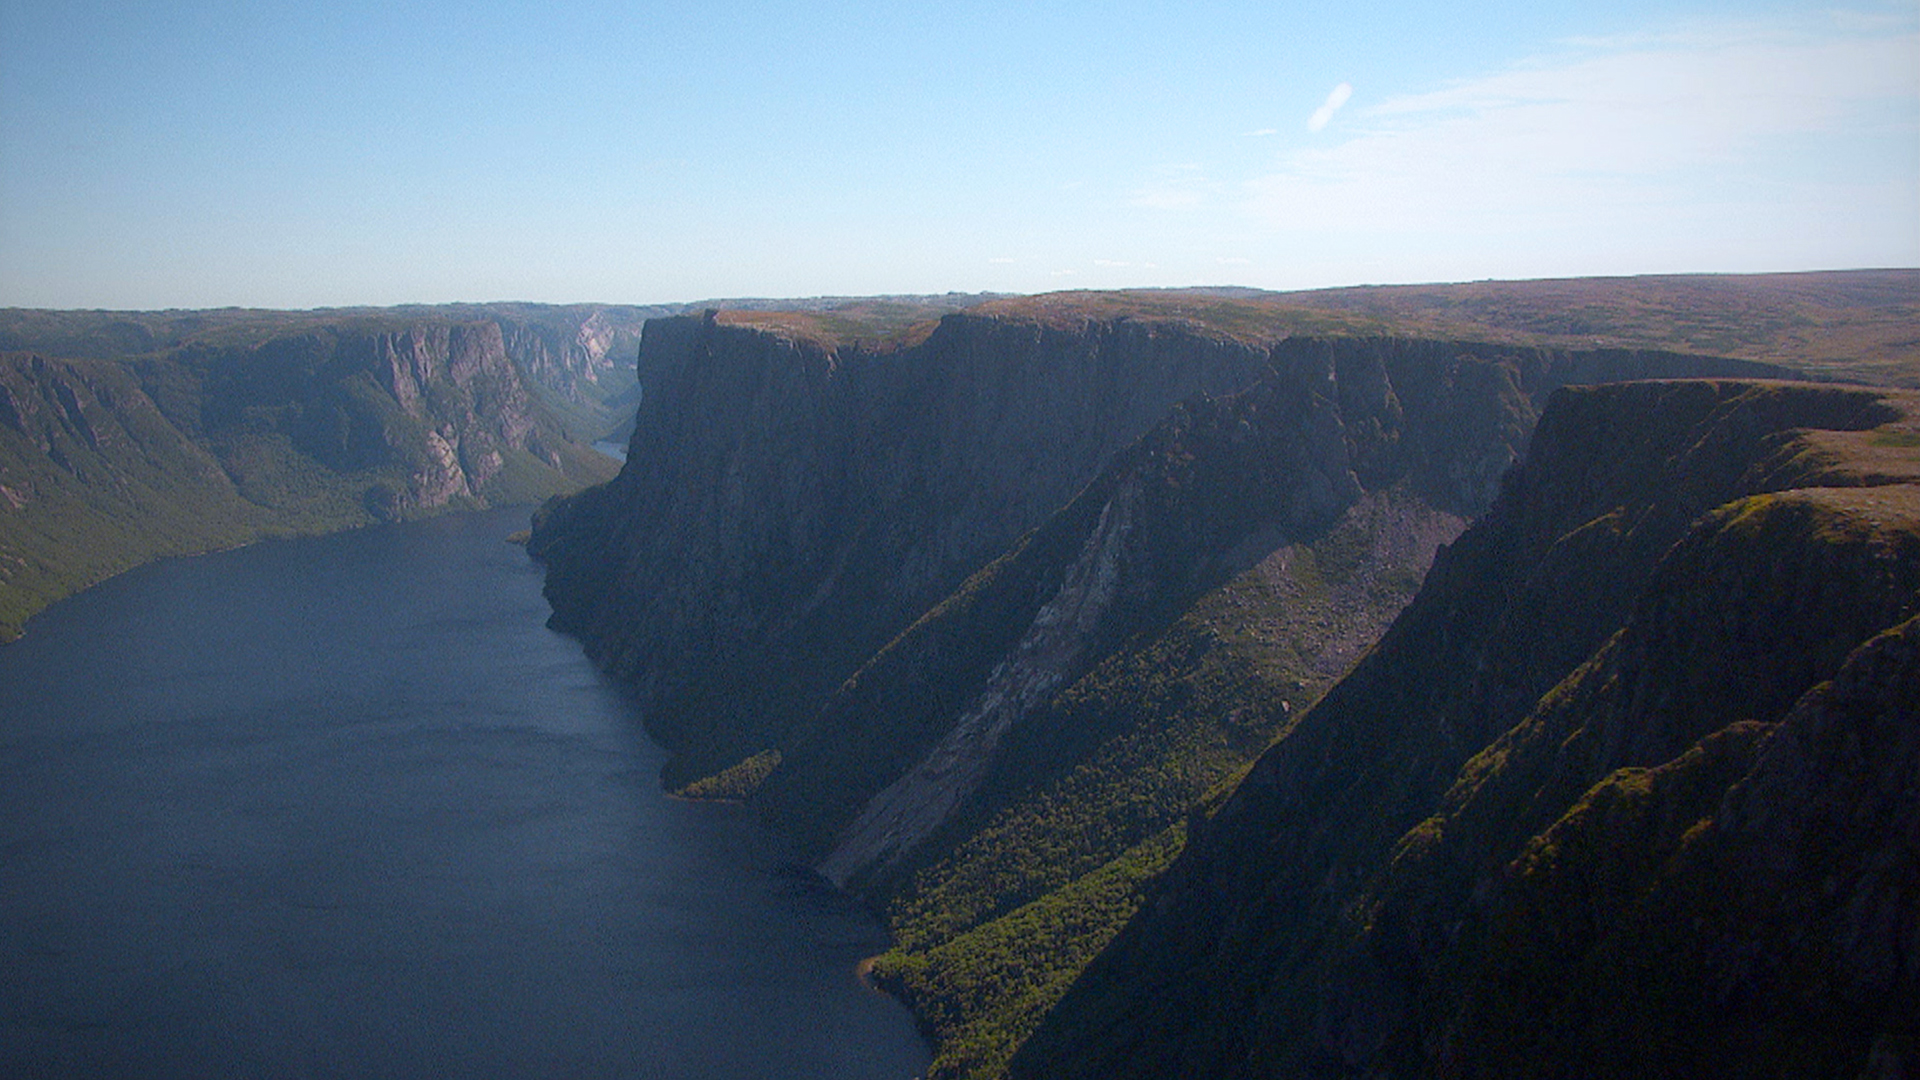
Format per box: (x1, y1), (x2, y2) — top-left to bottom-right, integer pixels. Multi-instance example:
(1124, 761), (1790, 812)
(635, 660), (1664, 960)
(531, 311), (1278, 778)
(1010, 380), (1919, 1079)
(187, 320), (597, 515)
(531, 315), (1796, 792)
(525, 312), (1820, 1078)
(804, 344), (1509, 885)
(497, 308), (640, 404)
(783, 346), (1802, 1079)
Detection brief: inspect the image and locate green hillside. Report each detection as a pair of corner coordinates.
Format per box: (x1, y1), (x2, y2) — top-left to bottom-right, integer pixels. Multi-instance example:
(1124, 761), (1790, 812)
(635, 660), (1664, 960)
(0, 317), (618, 640)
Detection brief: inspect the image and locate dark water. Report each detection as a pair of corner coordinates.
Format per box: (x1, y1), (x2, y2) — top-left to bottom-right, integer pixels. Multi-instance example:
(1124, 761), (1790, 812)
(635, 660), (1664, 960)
(0, 509), (930, 1079)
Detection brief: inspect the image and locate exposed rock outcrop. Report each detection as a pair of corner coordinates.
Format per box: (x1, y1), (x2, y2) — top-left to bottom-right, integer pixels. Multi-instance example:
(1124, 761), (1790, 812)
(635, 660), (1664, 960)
(495, 306), (648, 405)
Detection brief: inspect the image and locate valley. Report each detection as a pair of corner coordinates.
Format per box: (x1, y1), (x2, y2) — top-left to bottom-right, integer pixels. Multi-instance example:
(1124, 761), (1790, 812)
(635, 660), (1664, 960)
(4, 270), (1916, 1078)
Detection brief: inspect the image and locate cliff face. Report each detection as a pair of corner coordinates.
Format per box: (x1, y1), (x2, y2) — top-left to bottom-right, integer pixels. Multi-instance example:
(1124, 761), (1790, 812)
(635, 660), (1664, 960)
(532, 315), (1796, 792)
(531, 310), (1279, 778)
(495, 307), (640, 404)
(804, 340), (1542, 886)
(196, 321), (579, 514)
(1010, 380), (1919, 1080)
(0, 318), (619, 640)
(528, 305), (1832, 1079)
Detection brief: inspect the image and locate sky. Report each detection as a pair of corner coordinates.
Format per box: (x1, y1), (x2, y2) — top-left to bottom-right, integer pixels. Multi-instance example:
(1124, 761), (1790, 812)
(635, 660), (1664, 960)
(1, 0), (1916, 309)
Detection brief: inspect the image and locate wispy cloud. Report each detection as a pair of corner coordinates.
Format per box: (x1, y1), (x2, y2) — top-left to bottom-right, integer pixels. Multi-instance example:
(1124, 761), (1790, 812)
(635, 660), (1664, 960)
(1306, 82), (1353, 132)
(1130, 164), (1212, 210)
(1243, 14), (1920, 269)
(1242, 127), (1279, 138)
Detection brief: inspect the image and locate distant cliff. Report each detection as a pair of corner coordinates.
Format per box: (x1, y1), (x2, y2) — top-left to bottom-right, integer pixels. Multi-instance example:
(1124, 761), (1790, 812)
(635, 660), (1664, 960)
(492, 307), (642, 405)
(0, 296), (1007, 642)
(183, 321), (593, 513)
(0, 318), (617, 640)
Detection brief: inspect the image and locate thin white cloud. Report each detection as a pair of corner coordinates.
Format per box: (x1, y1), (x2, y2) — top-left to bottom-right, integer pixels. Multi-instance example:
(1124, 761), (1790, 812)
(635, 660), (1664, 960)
(1243, 14), (1920, 270)
(1243, 127), (1279, 137)
(1307, 83), (1353, 132)
(1130, 164), (1211, 210)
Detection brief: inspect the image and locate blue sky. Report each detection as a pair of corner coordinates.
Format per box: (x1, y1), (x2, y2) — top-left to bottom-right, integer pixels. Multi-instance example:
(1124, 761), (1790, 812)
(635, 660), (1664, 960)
(2, 0), (1916, 309)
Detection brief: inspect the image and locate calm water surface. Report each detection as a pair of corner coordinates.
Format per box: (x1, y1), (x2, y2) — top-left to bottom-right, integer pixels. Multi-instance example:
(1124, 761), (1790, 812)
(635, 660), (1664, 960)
(0, 508), (930, 1079)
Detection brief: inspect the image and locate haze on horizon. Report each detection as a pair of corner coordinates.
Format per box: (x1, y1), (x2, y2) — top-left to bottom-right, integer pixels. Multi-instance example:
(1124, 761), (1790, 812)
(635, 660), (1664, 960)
(2, 0), (1916, 312)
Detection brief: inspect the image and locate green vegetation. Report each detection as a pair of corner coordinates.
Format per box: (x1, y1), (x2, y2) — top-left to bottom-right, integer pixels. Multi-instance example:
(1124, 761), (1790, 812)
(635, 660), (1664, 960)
(0, 311), (621, 640)
(674, 749), (784, 800)
(821, 484), (1453, 1078)
(1010, 379), (1920, 1080)
(871, 825), (1185, 1080)
(1373, 482), (1920, 1077)
(959, 270), (1920, 386)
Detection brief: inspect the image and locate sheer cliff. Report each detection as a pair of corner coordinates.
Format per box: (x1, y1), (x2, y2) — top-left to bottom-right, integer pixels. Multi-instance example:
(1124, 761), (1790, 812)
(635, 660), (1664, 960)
(532, 314), (1785, 788)
(1010, 380), (1920, 1080)
(530, 315), (1793, 827)
(530, 310), (1280, 781)
(526, 301), (1831, 1078)
(182, 321), (602, 513)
